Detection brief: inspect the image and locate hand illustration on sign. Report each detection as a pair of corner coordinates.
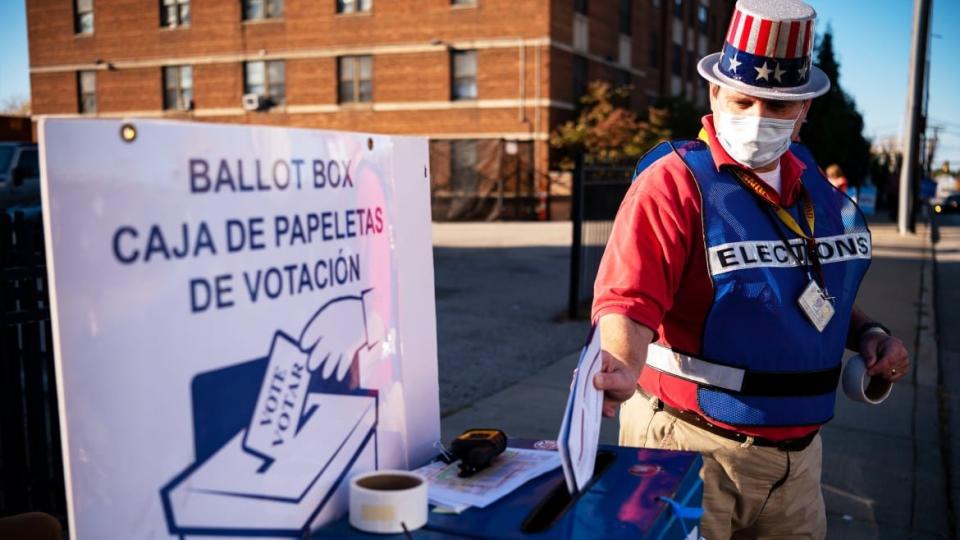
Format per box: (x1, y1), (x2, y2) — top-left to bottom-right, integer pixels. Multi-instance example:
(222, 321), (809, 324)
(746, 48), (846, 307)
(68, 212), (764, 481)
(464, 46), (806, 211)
(161, 289), (386, 536)
(300, 294), (372, 380)
(245, 290), (379, 460)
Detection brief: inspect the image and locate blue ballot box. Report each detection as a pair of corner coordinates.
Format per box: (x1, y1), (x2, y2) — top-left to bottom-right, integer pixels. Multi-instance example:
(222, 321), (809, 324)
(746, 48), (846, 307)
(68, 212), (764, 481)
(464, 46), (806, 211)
(313, 440), (703, 539)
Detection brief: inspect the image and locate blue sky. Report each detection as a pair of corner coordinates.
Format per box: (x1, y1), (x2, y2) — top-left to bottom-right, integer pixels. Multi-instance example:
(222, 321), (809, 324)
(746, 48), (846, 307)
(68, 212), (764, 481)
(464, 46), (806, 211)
(1, 0), (958, 169)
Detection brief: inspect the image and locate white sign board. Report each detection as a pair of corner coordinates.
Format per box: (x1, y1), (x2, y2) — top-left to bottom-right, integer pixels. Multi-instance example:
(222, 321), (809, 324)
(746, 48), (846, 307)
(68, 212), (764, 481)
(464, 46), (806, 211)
(39, 118), (440, 539)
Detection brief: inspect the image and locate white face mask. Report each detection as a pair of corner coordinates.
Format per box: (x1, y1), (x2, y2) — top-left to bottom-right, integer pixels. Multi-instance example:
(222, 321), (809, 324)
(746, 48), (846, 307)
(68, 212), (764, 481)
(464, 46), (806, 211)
(714, 109), (800, 169)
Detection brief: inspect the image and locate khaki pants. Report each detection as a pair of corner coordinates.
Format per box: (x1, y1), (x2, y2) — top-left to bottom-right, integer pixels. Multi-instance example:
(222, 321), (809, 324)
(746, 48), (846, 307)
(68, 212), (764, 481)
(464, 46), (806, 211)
(620, 391), (827, 540)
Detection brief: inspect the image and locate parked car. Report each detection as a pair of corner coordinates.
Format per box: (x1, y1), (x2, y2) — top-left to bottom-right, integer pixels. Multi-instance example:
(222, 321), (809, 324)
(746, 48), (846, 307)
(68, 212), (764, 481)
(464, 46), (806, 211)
(0, 142), (40, 211)
(934, 194), (960, 215)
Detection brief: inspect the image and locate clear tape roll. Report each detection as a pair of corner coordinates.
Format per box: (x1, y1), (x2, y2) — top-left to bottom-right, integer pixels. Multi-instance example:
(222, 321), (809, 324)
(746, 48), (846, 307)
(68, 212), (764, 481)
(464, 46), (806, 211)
(841, 355), (893, 405)
(349, 470), (428, 534)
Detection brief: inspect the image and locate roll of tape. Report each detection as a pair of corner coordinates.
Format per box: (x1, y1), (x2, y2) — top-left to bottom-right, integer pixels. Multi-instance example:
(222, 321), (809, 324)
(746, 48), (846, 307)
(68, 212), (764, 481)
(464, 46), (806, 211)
(841, 355), (893, 405)
(349, 470), (428, 534)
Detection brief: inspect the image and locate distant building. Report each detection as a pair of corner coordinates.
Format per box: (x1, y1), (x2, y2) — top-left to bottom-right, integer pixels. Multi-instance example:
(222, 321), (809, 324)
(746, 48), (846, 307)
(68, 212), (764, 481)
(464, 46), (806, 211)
(27, 0), (733, 219)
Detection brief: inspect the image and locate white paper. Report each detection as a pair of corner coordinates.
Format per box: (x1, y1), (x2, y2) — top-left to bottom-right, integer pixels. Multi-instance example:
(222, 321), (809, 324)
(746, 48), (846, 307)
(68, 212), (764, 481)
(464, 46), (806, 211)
(558, 326), (603, 494)
(414, 448), (560, 509)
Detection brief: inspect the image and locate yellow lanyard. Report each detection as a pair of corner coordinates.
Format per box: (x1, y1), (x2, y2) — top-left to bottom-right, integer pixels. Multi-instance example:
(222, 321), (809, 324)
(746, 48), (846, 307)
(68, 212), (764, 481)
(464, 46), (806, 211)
(728, 168), (816, 241)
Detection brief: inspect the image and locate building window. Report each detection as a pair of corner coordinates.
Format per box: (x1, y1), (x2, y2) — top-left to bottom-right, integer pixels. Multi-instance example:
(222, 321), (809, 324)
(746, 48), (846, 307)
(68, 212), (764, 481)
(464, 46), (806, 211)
(338, 56), (373, 104)
(619, 0), (632, 35)
(573, 13), (589, 52)
(337, 0), (372, 13)
(671, 44), (682, 76)
(243, 0), (283, 20)
(673, 0), (683, 19)
(574, 0), (588, 15)
(619, 35), (632, 67)
(572, 55), (587, 104)
(75, 0), (94, 34)
(77, 71), (96, 113)
(697, 4), (708, 33)
(161, 0), (190, 27)
(450, 140), (478, 193)
(688, 50), (696, 80)
(617, 69), (631, 89)
(649, 32), (659, 69)
(451, 50), (477, 101)
(163, 66), (193, 110)
(244, 60), (285, 106)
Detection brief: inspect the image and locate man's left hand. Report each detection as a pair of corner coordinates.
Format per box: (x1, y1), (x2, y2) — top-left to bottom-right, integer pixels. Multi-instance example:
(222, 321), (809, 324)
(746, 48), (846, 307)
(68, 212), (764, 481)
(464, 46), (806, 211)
(861, 332), (910, 383)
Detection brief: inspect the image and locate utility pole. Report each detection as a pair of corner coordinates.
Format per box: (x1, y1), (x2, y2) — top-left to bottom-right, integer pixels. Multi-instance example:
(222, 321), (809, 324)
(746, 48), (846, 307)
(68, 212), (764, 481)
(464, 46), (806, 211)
(899, 0), (933, 235)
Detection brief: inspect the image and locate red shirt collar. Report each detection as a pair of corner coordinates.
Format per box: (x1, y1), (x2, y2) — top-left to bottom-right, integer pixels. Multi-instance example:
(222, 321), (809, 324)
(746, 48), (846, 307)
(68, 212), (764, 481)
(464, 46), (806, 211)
(699, 114), (805, 206)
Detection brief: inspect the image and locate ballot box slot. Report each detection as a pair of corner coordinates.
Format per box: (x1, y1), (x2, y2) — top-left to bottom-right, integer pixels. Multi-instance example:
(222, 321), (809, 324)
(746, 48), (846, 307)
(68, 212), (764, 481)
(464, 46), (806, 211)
(520, 450), (616, 533)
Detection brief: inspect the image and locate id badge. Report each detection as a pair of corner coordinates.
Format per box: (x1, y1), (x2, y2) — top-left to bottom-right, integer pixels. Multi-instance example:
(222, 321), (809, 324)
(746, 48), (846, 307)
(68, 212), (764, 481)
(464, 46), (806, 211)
(798, 280), (835, 332)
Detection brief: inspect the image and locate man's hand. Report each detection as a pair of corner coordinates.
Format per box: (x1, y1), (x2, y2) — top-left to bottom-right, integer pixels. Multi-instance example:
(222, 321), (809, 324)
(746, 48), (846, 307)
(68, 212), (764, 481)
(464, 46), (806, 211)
(594, 350), (641, 418)
(591, 314), (655, 418)
(862, 331), (910, 383)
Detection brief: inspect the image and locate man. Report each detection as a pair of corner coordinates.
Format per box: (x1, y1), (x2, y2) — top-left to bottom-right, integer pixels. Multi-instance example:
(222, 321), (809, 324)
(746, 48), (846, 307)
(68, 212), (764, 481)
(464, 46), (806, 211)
(591, 0), (909, 538)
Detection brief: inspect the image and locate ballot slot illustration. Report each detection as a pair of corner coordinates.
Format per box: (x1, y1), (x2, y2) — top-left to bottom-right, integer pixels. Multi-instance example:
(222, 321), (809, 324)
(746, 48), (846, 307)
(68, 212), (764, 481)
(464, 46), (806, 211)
(161, 290), (387, 537)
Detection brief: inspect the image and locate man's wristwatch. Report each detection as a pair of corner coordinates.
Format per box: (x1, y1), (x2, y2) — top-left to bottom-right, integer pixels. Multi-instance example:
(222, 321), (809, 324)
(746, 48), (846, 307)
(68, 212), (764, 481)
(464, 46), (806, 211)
(847, 321), (891, 350)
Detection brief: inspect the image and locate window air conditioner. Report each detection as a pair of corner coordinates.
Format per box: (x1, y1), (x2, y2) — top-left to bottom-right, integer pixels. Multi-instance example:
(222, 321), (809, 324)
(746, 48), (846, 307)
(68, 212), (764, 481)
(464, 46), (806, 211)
(242, 93), (264, 111)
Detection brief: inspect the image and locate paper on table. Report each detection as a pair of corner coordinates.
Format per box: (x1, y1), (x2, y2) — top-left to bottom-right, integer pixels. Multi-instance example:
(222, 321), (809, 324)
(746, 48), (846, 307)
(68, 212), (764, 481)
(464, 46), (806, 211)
(414, 448), (561, 509)
(558, 325), (603, 494)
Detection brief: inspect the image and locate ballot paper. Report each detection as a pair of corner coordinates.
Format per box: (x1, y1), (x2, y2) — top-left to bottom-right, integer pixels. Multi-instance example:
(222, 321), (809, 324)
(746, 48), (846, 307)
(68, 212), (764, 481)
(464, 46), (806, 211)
(557, 325), (604, 494)
(415, 448), (561, 509)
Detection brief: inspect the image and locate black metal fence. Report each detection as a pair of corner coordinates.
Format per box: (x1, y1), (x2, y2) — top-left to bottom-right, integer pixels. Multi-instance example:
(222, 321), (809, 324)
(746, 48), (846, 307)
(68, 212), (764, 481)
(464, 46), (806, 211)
(568, 161), (636, 319)
(0, 211), (66, 522)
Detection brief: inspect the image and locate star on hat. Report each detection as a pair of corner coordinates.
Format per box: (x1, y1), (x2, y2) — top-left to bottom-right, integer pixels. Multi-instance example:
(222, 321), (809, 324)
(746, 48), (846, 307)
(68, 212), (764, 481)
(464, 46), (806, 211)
(754, 62), (772, 81)
(773, 63), (787, 83)
(726, 52), (742, 73)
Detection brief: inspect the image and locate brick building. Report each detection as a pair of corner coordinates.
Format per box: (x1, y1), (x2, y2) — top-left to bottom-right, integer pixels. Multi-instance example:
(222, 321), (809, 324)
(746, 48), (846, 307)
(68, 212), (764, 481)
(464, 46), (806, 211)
(27, 0), (733, 219)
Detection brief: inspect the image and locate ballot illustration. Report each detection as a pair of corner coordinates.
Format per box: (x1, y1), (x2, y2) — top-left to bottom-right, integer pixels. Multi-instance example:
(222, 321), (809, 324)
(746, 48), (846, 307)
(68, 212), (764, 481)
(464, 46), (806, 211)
(160, 291), (384, 537)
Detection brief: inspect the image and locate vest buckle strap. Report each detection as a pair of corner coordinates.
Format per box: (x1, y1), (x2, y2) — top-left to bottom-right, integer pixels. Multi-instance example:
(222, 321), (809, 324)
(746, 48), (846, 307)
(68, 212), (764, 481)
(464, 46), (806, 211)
(646, 344), (842, 397)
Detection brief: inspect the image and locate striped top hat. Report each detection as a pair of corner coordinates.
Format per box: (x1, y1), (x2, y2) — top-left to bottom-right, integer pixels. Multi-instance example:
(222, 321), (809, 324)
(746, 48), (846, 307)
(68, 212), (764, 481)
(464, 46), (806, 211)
(697, 0), (830, 100)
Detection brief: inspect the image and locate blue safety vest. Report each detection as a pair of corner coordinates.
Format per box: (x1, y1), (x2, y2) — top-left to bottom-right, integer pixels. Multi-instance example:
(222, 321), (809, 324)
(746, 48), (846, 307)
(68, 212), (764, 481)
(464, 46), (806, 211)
(634, 140), (871, 427)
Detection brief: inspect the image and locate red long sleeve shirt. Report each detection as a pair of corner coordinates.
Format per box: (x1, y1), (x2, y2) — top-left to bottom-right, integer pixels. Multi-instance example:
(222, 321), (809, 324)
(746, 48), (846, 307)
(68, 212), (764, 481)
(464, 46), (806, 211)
(592, 115), (820, 441)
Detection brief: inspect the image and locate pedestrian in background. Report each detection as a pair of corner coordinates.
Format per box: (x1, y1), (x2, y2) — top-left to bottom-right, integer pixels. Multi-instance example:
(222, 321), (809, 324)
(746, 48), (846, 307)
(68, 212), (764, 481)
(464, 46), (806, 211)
(591, 0), (909, 538)
(825, 164), (849, 193)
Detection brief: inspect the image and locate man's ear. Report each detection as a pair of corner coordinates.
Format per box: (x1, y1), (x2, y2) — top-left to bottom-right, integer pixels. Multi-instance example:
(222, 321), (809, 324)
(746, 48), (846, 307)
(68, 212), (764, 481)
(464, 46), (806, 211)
(798, 99), (812, 125)
(709, 84), (721, 111)
(792, 100), (812, 141)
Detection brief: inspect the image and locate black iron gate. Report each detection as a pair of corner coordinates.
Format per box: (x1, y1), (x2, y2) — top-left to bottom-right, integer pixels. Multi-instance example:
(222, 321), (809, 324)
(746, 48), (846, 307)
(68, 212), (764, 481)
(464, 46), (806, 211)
(568, 161), (636, 319)
(0, 211), (66, 522)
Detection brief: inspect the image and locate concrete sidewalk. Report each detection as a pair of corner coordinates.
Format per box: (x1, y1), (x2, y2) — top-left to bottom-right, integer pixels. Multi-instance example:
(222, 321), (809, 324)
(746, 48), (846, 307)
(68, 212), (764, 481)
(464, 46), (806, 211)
(438, 218), (956, 539)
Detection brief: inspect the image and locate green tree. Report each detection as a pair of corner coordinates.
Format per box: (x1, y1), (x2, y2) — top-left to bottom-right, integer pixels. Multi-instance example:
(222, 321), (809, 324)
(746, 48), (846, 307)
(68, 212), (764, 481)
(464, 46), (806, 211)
(550, 81), (672, 169)
(799, 29), (872, 187)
